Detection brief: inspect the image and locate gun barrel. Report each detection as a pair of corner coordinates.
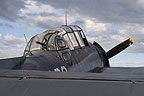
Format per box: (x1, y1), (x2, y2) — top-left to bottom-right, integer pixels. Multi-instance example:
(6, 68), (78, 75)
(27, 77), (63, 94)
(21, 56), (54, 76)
(106, 38), (134, 59)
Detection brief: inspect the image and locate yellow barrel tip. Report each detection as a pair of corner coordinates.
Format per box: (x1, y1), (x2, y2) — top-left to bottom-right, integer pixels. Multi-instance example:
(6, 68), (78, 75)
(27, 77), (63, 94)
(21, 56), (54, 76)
(130, 38), (134, 43)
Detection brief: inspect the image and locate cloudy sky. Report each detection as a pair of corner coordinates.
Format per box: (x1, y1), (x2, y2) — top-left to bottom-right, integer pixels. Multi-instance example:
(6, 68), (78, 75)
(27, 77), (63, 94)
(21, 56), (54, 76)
(0, 0), (144, 67)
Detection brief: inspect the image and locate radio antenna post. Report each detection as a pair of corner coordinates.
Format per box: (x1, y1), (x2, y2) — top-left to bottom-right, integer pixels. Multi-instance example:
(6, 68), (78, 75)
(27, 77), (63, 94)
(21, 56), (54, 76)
(24, 34), (28, 44)
(65, 11), (68, 25)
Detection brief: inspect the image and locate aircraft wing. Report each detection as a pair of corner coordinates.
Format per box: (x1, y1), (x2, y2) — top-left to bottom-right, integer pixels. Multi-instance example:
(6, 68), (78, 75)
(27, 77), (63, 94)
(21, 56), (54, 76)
(0, 68), (144, 96)
(0, 56), (25, 69)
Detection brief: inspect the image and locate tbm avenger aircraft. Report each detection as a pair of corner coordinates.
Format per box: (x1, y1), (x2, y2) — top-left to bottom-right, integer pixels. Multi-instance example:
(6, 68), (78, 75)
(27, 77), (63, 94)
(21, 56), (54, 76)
(0, 25), (134, 72)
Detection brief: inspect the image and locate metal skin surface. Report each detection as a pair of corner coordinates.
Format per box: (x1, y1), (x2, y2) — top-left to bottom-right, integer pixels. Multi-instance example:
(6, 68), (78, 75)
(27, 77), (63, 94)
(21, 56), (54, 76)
(0, 25), (133, 72)
(0, 25), (111, 72)
(0, 25), (136, 96)
(0, 68), (144, 96)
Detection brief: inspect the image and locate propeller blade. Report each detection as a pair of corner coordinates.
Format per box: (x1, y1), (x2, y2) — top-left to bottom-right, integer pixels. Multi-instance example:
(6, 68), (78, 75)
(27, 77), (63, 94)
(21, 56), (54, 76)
(106, 38), (134, 59)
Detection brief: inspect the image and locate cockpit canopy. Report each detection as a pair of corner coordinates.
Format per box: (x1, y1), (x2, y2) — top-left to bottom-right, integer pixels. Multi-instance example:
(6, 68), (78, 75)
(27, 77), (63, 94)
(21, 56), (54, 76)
(24, 25), (88, 55)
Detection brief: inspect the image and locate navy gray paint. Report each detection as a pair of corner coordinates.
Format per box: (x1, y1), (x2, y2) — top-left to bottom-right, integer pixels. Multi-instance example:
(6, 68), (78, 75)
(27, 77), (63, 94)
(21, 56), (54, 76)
(0, 25), (133, 72)
(0, 68), (144, 96)
(0, 25), (111, 72)
(0, 25), (136, 96)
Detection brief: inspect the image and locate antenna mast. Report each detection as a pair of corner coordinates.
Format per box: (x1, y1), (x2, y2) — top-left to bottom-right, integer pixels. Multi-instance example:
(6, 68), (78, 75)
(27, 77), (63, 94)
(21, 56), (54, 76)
(24, 34), (28, 44)
(65, 11), (68, 25)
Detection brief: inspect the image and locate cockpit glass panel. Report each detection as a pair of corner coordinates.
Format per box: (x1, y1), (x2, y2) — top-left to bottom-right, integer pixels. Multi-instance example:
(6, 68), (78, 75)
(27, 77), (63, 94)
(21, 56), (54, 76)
(80, 30), (85, 38)
(74, 32), (85, 47)
(63, 35), (74, 50)
(24, 25), (87, 54)
(68, 33), (79, 48)
(25, 38), (32, 51)
(31, 37), (41, 50)
(64, 27), (72, 33)
(25, 33), (47, 52)
(47, 34), (56, 50)
(56, 36), (66, 48)
(24, 38), (33, 54)
(69, 26), (78, 31)
(57, 29), (65, 36)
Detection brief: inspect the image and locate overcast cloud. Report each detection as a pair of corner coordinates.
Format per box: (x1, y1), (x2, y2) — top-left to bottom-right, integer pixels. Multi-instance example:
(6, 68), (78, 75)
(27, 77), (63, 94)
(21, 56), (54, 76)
(0, 0), (144, 59)
(0, 23), (13, 28)
(0, 34), (25, 58)
(0, 0), (25, 21)
(35, 0), (144, 24)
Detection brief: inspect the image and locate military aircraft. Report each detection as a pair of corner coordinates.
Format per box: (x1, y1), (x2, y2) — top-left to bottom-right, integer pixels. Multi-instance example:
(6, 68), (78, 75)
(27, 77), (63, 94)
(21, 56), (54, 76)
(0, 25), (134, 72)
(2, 25), (144, 96)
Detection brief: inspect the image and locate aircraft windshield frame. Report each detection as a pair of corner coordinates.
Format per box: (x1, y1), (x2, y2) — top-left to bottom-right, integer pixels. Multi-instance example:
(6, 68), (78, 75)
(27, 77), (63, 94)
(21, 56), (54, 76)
(24, 33), (47, 54)
(59, 25), (87, 50)
(24, 25), (88, 55)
